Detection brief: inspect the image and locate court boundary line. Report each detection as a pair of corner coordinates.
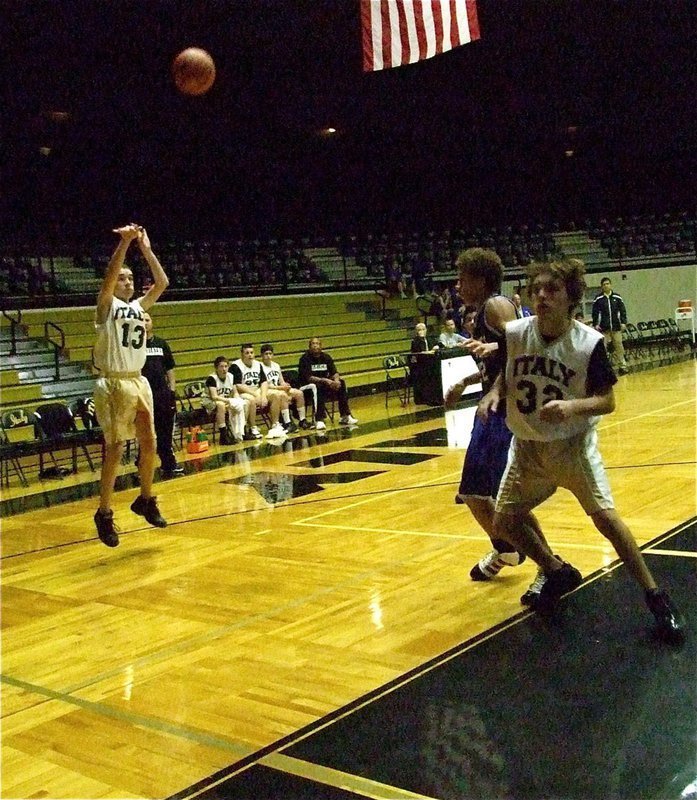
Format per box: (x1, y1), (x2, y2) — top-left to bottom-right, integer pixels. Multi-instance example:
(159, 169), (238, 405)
(166, 517), (696, 800)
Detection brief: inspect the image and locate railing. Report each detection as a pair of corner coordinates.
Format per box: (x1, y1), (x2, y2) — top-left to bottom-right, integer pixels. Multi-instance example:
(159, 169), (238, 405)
(43, 321), (65, 381)
(2, 309), (23, 356)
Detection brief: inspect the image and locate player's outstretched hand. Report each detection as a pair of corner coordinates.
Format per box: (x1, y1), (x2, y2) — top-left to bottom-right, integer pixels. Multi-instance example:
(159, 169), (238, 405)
(465, 339), (498, 359)
(137, 227), (152, 250)
(112, 224), (140, 242)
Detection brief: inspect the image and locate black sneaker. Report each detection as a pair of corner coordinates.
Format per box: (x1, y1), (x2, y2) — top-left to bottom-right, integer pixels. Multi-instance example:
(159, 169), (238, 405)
(521, 554), (563, 606)
(94, 509), (119, 547)
(298, 419), (314, 430)
(130, 495), (168, 528)
(521, 567), (547, 606)
(646, 589), (686, 645)
(533, 562), (582, 610)
(218, 427), (231, 445)
(284, 421), (299, 433)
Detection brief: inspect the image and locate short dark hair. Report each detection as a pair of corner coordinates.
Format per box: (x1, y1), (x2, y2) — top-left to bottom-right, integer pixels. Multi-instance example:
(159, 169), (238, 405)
(455, 248), (503, 293)
(600, 277), (611, 285)
(260, 343), (274, 354)
(214, 356), (228, 368)
(240, 343), (254, 352)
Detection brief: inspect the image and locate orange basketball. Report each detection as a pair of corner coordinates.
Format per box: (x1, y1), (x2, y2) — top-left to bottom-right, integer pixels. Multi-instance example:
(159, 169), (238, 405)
(172, 48), (216, 96)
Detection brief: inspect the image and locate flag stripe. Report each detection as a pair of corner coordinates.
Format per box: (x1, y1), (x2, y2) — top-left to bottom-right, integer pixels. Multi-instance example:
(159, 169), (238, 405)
(361, 0), (480, 72)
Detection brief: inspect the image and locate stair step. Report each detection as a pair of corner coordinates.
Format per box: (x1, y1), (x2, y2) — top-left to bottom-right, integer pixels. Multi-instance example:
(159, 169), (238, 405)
(1, 352), (58, 369)
(41, 376), (97, 399)
(18, 365), (86, 383)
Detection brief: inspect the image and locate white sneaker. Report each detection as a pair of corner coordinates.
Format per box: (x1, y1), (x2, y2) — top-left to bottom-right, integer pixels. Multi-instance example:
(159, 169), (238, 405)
(470, 548), (525, 581)
(249, 426), (263, 439)
(265, 423), (286, 439)
(315, 420), (327, 430)
(340, 415), (358, 425)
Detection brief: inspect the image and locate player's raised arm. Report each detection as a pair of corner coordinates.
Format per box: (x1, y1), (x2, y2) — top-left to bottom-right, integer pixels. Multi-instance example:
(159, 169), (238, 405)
(137, 227), (169, 310)
(96, 225), (140, 323)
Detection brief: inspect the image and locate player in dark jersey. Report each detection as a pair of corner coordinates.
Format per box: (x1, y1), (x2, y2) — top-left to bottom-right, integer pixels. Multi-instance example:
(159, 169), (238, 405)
(444, 248), (555, 598)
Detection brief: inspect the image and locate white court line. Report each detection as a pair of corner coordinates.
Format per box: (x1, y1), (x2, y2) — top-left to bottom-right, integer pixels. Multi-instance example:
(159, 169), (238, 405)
(644, 548), (697, 558)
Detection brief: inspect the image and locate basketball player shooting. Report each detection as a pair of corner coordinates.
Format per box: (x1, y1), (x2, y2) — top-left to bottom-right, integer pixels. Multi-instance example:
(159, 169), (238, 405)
(92, 224), (169, 547)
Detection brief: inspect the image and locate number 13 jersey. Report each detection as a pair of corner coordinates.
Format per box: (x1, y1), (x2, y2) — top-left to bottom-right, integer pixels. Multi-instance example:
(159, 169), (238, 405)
(504, 317), (616, 441)
(94, 297), (147, 374)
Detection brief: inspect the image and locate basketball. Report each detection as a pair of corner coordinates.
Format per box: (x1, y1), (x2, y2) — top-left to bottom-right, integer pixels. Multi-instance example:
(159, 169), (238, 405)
(172, 47), (216, 96)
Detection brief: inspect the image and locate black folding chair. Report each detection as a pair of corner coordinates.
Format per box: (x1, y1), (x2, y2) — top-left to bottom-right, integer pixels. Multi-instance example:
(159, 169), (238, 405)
(33, 402), (96, 475)
(383, 354), (411, 407)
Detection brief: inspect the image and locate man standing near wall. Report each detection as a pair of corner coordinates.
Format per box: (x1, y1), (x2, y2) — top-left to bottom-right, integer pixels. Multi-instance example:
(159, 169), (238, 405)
(592, 277), (629, 375)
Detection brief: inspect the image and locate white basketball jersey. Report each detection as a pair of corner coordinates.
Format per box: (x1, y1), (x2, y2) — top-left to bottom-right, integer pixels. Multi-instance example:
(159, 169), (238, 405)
(263, 360), (283, 387)
(505, 317), (604, 441)
(93, 297), (147, 373)
(208, 372), (236, 397)
(232, 358), (266, 387)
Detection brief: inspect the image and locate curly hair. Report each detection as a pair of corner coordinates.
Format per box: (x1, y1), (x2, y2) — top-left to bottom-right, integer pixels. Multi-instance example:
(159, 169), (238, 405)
(526, 258), (586, 311)
(455, 248), (503, 293)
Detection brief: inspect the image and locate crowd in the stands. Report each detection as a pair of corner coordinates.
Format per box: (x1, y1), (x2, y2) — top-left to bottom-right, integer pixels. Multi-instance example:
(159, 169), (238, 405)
(1, 211), (693, 300)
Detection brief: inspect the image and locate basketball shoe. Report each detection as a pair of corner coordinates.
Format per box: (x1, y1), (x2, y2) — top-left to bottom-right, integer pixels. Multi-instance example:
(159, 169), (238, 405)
(645, 589), (685, 645)
(520, 555), (563, 606)
(531, 562), (582, 611)
(94, 509), (119, 548)
(470, 545), (526, 581)
(266, 423), (286, 439)
(130, 496), (168, 527)
(520, 567), (547, 606)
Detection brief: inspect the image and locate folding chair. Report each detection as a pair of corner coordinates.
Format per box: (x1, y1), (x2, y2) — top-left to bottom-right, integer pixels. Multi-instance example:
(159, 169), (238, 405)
(383, 354), (411, 407)
(0, 410), (31, 487)
(33, 402), (96, 475)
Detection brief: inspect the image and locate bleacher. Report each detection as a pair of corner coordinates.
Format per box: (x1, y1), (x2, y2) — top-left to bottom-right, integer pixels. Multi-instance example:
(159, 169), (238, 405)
(0, 292), (418, 486)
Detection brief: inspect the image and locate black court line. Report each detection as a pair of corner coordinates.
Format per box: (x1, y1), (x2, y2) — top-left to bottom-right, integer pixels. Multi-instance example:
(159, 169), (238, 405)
(169, 519), (696, 800)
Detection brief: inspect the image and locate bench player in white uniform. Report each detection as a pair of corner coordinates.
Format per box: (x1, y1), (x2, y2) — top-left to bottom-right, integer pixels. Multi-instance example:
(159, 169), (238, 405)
(480, 258), (684, 644)
(231, 344), (285, 439)
(260, 344), (313, 433)
(93, 225), (169, 547)
(203, 356), (251, 443)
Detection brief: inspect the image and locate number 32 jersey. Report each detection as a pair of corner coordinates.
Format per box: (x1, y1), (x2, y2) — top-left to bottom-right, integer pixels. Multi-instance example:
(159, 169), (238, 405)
(93, 297), (147, 374)
(504, 317), (616, 441)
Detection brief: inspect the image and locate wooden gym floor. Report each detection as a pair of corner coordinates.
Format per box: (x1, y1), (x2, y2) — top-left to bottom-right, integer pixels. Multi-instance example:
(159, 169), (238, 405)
(1, 360), (695, 800)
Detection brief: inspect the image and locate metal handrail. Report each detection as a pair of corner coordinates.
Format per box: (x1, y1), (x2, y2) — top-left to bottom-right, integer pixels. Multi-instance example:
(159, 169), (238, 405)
(43, 321), (65, 381)
(1, 309), (22, 356)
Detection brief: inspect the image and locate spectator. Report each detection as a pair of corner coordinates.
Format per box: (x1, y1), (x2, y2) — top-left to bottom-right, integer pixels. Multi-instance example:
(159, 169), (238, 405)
(231, 344), (285, 439)
(591, 277), (629, 375)
(511, 292), (532, 318)
(298, 337), (358, 430)
(92, 224), (168, 548)
(203, 356), (251, 444)
(438, 318), (469, 349)
(410, 322), (439, 354)
(385, 257), (407, 298)
(259, 344), (313, 432)
(141, 313), (183, 477)
(462, 309), (477, 338)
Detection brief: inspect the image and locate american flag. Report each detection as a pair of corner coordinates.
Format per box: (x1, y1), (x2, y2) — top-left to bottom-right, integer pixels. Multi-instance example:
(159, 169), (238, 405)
(361, 0), (480, 72)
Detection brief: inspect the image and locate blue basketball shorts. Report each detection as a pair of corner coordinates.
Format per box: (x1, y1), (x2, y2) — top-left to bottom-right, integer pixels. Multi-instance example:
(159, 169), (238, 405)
(458, 409), (513, 500)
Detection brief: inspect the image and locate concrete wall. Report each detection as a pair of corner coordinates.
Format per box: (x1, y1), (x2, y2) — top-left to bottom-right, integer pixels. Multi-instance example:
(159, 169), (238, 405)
(503, 262), (697, 325)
